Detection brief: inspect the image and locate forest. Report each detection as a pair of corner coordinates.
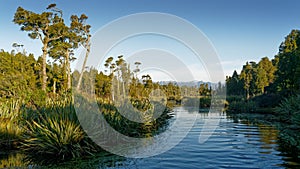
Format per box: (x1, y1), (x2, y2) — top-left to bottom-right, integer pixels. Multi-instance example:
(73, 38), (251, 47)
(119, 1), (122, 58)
(226, 29), (300, 157)
(0, 4), (210, 165)
(0, 3), (300, 167)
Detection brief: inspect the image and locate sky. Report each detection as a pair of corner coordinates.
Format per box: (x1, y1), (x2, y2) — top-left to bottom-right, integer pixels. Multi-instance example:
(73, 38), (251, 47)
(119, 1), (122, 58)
(1, 0), (300, 82)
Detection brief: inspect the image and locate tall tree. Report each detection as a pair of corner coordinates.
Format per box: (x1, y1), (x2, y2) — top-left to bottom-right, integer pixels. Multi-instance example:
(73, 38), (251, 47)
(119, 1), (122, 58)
(12, 42), (24, 54)
(104, 57), (116, 101)
(104, 57), (115, 75)
(226, 70), (244, 96)
(255, 64), (268, 94)
(255, 57), (276, 94)
(133, 61), (141, 78)
(259, 57), (276, 84)
(13, 4), (66, 91)
(275, 30), (300, 95)
(240, 62), (254, 99)
(47, 23), (75, 90)
(72, 14), (92, 91)
(279, 30), (299, 54)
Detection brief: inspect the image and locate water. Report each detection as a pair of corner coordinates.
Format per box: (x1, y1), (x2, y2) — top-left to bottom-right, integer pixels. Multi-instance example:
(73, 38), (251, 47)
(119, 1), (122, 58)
(1, 107), (299, 168)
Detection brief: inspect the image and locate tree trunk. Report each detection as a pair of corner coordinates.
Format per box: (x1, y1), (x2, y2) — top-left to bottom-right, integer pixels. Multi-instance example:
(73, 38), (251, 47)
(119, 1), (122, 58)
(76, 36), (91, 91)
(42, 42), (48, 92)
(122, 81), (125, 99)
(246, 88), (250, 100)
(66, 50), (71, 90)
(117, 73), (120, 98)
(111, 77), (115, 101)
(53, 79), (56, 94)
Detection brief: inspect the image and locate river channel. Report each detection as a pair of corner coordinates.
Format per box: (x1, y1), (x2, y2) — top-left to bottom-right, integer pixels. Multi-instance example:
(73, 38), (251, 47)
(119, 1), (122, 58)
(1, 107), (299, 168)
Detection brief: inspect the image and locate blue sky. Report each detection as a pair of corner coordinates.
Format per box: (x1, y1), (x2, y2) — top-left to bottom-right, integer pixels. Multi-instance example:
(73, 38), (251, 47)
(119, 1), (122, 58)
(1, 0), (300, 81)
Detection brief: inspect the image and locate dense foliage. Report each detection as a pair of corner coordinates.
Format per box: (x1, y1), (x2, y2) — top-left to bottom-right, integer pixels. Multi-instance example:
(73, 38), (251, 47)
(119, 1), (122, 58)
(226, 30), (300, 100)
(226, 29), (300, 158)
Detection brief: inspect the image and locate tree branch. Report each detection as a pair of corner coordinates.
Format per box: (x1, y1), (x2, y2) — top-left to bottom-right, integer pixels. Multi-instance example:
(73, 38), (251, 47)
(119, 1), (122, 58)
(49, 34), (63, 41)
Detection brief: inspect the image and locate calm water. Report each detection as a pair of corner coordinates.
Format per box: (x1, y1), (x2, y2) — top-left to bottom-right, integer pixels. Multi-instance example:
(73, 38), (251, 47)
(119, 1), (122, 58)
(1, 107), (300, 168)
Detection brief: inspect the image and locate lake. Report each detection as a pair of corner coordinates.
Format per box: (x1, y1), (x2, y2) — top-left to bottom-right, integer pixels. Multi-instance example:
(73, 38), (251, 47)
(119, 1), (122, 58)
(1, 107), (299, 168)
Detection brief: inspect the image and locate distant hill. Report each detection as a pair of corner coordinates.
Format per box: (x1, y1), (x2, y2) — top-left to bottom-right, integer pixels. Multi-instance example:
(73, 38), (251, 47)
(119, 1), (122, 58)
(157, 80), (217, 88)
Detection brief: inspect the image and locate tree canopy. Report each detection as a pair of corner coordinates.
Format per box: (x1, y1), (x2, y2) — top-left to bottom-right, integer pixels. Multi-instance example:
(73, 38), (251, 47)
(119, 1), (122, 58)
(226, 29), (299, 98)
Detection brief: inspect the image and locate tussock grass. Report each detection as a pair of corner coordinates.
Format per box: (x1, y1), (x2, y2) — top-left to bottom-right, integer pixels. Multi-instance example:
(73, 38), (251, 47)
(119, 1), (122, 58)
(0, 100), (23, 149)
(21, 96), (100, 164)
(0, 93), (173, 164)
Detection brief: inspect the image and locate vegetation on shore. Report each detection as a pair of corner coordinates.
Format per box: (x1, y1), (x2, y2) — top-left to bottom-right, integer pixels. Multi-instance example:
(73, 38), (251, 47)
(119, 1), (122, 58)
(0, 2), (300, 167)
(226, 29), (300, 158)
(0, 4), (179, 165)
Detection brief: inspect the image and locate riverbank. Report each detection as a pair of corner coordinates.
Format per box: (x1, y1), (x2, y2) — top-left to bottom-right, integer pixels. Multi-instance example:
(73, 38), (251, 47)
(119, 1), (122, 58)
(227, 107), (300, 160)
(0, 94), (174, 166)
(1, 107), (299, 168)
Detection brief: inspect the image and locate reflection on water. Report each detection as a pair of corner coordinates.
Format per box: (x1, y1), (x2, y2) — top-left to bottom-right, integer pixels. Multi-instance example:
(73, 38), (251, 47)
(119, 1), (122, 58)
(257, 124), (278, 152)
(1, 107), (300, 168)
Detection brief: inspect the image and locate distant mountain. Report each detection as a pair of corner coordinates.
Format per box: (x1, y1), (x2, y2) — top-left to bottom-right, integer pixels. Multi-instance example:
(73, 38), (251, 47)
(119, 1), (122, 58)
(157, 80), (217, 88)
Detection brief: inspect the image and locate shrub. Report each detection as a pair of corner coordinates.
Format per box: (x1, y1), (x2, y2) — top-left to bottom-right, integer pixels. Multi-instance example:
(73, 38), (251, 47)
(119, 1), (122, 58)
(21, 98), (99, 164)
(227, 100), (258, 113)
(275, 95), (300, 158)
(275, 95), (300, 124)
(226, 95), (244, 103)
(278, 128), (300, 159)
(251, 93), (282, 108)
(98, 99), (172, 138)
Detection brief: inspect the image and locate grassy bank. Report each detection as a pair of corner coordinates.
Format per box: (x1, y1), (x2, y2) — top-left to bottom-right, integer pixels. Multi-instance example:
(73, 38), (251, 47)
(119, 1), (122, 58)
(0, 93), (173, 165)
